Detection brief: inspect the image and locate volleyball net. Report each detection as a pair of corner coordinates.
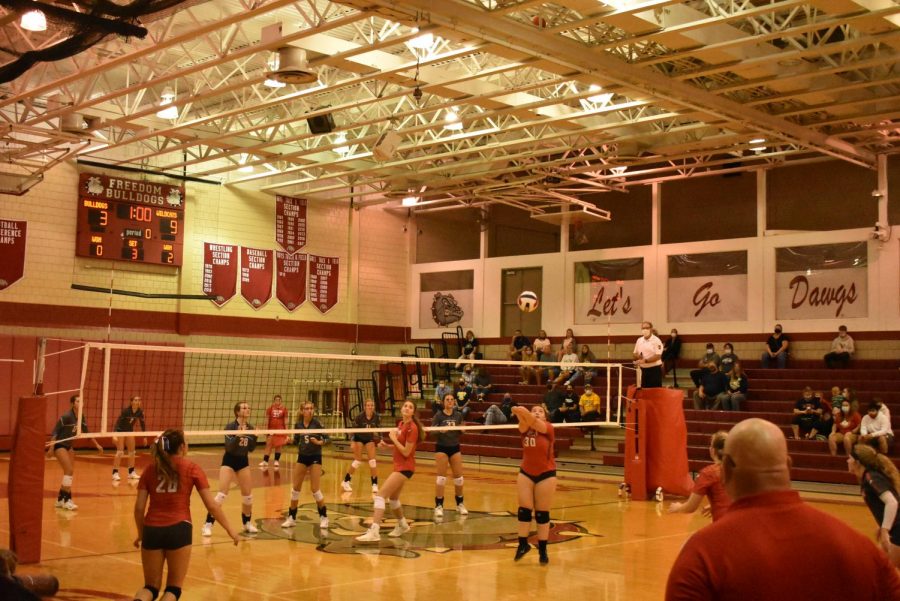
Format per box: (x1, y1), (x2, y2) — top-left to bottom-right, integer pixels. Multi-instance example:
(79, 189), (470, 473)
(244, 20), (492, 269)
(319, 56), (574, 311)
(47, 341), (632, 442)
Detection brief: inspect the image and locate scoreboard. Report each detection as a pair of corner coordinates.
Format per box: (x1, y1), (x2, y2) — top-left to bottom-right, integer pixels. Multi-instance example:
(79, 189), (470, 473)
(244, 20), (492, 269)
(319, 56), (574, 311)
(75, 173), (185, 266)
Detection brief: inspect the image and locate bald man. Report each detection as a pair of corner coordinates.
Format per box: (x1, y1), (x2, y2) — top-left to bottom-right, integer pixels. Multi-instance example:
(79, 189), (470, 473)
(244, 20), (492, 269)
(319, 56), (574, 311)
(666, 418), (900, 601)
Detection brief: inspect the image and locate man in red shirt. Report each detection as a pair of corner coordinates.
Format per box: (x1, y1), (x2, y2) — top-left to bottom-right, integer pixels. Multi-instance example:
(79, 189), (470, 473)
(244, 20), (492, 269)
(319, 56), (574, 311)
(666, 418), (900, 601)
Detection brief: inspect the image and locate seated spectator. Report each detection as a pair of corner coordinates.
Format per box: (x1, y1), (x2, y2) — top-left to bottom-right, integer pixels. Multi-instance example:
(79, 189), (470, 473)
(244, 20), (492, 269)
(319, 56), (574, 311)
(691, 343), (721, 387)
(791, 386), (823, 440)
(721, 362), (748, 411)
(829, 386), (845, 409)
(552, 342), (578, 387)
(662, 329), (682, 388)
(542, 381), (563, 419)
(559, 328), (577, 359)
(532, 329), (552, 360)
(844, 387), (860, 415)
(433, 378), (452, 414)
(856, 400), (895, 454)
(484, 393), (516, 425)
(454, 378), (473, 420)
(518, 345), (538, 385)
(554, 384), (581, 423)
(507, 329), (531, 361)
(692, 362), (728, 410)
(473, 366), (492, 398)
(579, 384), (603, 422)
(761, 324), (789, 368)
(460, 364), (476, 388)
(455, 330), (479, 368)
(719, 343), (739, 374)
(829, 398), (862, 456)
(824, 325), (854, 369)
(667, 431), (732, 522)
(809, 406), (836, 442)
(565, 344), (597, 387)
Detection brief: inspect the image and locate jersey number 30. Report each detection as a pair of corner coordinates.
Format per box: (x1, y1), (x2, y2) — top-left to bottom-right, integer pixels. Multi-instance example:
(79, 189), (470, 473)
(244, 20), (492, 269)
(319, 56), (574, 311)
(523, 436), (537, 447)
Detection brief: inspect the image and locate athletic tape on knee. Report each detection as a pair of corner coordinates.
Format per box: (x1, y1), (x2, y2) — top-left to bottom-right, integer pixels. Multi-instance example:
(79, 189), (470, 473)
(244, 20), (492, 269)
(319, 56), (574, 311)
(389, 499), (402, 510)
(241, 494), (253, 506)
(163, 585), (182, 600)
(290, 489), (301, 502)
(435, 475), (447, 486)
(373, 496), (386, 510)
(351, 460), (362, 469)
(453, 476), (464, 487)
(61, 475), (73, 487)
(517, 507), (533, 523)
(368, 459), (377, 469)
(214, 491), (227, 505)
(143, 585), (159, 600)
(535, 510), (550, 524)
(312, 490), (324, 502)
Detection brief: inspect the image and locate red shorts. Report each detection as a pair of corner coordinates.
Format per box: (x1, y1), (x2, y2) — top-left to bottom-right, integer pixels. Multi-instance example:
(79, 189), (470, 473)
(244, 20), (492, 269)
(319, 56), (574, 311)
(268, 434), (288, 447)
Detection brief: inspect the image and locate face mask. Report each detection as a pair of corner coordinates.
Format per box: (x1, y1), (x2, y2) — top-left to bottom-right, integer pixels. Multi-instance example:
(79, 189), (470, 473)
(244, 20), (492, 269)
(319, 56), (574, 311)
(775, 328), (782, 334)
(725, 348), (732, 354)
(706, 349), (714, 355)
(641, 328), (651, 337)
(671, 332), (676, 336)
(842, 405), (850, 412)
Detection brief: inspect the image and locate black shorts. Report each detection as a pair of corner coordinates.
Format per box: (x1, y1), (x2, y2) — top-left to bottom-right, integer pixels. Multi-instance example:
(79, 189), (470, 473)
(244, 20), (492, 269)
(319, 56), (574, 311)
(520, 469), (557, 484)
(221, 452), (249, 472)
(890, 523), (900, 547)
(53, 442), (71, 452)
(142, 521), (192, 551)
(399, 470), (414, 479)
(352, 435), (376, 444)
(297, 455), (322, 467)
(435, 444), (461, 458)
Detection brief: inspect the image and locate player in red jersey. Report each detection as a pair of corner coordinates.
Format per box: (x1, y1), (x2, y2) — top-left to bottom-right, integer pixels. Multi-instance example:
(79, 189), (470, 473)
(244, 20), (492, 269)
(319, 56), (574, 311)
(132, 429), (238, 601)
(511, 404), (556, 564)
(355, 400), (426, 542)
(668, 431), (732, 521)
(259, 394), (288, 470)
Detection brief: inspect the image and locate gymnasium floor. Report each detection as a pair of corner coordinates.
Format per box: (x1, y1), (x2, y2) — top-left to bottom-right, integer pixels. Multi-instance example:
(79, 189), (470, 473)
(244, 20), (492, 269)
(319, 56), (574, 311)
(0, 448), (879, 600)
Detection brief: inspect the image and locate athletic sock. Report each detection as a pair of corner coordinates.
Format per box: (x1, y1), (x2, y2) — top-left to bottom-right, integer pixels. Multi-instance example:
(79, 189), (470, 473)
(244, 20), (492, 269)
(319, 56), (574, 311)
(128, 467), (135, 474)
(112, 469), (118, 474)
(205, 513), (215, 525)
(241, 513), (251, 525)
(318, 506), (327, 517)
(344, 473), (352, 482)
(538, 540), (548, 554)
(455, 495), (464, 505)
(274, 453), (281, 462)
(288, 507), (298, 519)
(435, 497), (444, 508)
(518, 536), (529, 547)
(371, 477), (378, 485)
(263, 454), (270, 462)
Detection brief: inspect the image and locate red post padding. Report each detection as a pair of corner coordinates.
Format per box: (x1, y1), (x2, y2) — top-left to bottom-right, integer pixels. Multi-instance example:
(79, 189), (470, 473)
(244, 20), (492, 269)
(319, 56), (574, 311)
(623, 385), (648, 500)
(9, 396), (47, 564)
(640, 387), (693, 498)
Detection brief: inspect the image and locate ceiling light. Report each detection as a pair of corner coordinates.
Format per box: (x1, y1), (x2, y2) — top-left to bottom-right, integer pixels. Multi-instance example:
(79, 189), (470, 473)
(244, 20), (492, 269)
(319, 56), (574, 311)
(264, 78), (286, 88)
(749, 137), (766, 144)
(333, 133), (350, 155)
(402, 195), (419, 207)
(20, 10), (47, 32)
(750, 145), (767, 152)
(156, 87), (178, 119)
(408, 32), (434, 50)
(238, 153), (254, 173)
(587, 85), (612, 104)
(443, 109), (463, 131)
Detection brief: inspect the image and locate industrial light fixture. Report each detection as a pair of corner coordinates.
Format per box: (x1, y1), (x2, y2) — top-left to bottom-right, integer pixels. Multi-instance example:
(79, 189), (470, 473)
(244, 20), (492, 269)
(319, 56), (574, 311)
(749, 137), (766, 144)
(156, 87), (178, 119)
(238, 153), (254, 173)
(587, 84), (612, 104)
(443, 108), (463, 131)
(401, 194), (419, 207)
(408, 31), (434, 50)
(20, 9), (47, 32)
(333, 133), (350, 156)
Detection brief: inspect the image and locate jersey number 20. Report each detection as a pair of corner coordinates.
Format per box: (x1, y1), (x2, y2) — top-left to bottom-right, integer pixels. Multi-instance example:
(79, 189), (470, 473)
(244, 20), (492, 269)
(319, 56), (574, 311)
(155, 478), (178, 493)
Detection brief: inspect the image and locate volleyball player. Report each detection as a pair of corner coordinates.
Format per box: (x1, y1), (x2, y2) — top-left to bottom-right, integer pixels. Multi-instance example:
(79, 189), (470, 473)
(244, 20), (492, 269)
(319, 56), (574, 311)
(259, 394), (288, 470)
(47, 394), (103, 510)
(667, 431), (732, 521)
(280, 402), (329, 530)
(849, 443), (900, 567)
(112, 395), (146, 481)
(133, 429), (239, 601)
(355, 400), (426, 542)
(432, 393), (468, 519)
(201, 402), (258, 536)
(511, 404), (556, 564)
(342, 398), (381, 493)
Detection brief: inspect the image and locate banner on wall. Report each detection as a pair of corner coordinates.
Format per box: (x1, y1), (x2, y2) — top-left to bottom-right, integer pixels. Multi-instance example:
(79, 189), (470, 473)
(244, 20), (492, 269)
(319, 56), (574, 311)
(308, 254), (339, 314)
(775, 242), (867, 319)
(574, 259), (643, 324)
(202, 242), (237, 307)
(668, 251), (748, 322)
(0, 220), (26, 291)
(276, 251), (307, 311)
(275, 195), (307, 253)
(240, 247), (273, 309)
(418, 270), (474, 329)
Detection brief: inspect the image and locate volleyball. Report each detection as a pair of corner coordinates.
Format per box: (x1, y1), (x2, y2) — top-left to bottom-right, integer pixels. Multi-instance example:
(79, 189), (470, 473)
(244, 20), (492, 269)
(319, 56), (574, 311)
(517, 290), (539, 312)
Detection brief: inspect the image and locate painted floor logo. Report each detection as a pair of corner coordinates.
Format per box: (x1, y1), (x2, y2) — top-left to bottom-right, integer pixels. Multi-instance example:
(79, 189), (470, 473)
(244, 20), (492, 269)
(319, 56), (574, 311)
(254, 501), (598, 558)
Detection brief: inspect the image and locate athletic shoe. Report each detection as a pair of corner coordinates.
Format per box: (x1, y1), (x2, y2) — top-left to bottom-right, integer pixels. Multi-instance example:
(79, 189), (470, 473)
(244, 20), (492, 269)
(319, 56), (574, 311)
(456, 504), (468, 516)
(514, 543), (531, 561)
(258, 461), (268, 469)
(355, 524), (381, 542)
(243, 522), (259, 534)
(320, 516), (329, 530)
(539, 551), (549, 565)
(273, 461), (280, 470)
(388, 519), (410, 538)
(341, 481), (353, 493)
(54, 499), (64, 508)
(62, 499), (78, 511)
(128, 471), (140, 480)
(201, 523), (213, 537)
(371, 483), (378, 494)
(112, 472), (121, 481)
(280, 516), (296, 529)
(433, 505), (444, 519)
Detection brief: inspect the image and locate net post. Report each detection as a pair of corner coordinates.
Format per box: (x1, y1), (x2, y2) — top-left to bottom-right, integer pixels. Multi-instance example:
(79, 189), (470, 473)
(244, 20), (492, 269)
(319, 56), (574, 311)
(100, 346), (111, 434)
(605, 364), (611, 422)
(33, 337), (47, 396)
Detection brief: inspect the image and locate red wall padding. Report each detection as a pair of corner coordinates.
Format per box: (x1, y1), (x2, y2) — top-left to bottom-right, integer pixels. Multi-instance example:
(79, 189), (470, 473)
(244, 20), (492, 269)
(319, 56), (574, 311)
(639, 387), (693, 497)
(9, 396), (47, 564)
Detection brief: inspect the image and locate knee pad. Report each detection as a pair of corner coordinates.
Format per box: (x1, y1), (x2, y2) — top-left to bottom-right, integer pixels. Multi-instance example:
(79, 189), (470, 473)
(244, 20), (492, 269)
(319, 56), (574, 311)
(517, 507), (533, 523)
(61, 475), (73, 487)
(373, 496), (386, 510)
(389, 499), (402, 510)
(290, 489), (301, 502)
(143, 585), (159, 600)
(214, 491), (227, 505)
(163, 585), (182, 600)
(351, 460), (362, 469)
(535, 510), (550, 524)
(368, 459), (377, 469)
(312, 490), (324, 502)
(435, 475), (447, 486)
(453, 476), (464, 487)
(241, 494), (253, 506)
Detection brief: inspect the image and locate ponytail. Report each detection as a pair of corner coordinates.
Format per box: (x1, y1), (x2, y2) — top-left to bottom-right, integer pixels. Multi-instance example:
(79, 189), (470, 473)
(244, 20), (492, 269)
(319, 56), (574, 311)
(852, 444), (900, 493)
(409, 403), (427, 442)
(710, 430), (728, 462)
(152, 429), (185, 490)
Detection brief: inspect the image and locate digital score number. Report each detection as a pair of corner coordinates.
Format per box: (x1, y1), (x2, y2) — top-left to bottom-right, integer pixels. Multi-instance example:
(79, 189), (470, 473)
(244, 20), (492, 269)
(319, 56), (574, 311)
(76, 199), (184, 266)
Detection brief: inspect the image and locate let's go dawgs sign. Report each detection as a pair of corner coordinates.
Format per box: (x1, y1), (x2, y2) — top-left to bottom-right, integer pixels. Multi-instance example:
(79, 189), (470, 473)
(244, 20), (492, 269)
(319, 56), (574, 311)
(776, 267), (866, 319)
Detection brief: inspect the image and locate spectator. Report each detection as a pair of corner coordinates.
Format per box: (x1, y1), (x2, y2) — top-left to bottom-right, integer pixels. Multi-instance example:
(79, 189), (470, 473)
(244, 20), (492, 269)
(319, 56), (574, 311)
(484, 393), (516, 425)
(848, 443), (900, 568)
(454, 378), (473, 420)
(829, 386), (845, 409)
(721, 362), (748, 411)
(500, 393), (517, 423)
(719, 343), (739, 374)
(856, 401), (894, 454)
(632, 321), (664, 388)
(844, 387), (860, 415)
(552, 342), (579, 388)
(559, 328), (577, 359)
(662, 328), (682, 388)
(791, 387), (823, 440)
(693, 362), (729, 410)
(532, 329), (552, 360)
(761, 324), (789, 368)
(433, 379), (452, 415)
(665, 418), (900, 601)
(542, 381), (563, 420)
(691, 343), (720, 388)
(579, 384), (602, 422)
(507, 329), (531, 361)
(455, 330), (479, 368)
(554, 384), (581, 423)
(518, 345), (538, 385)
(808, 406), (836, 441)
(825, 325), (854, 369)
(829, 398), (862, 456)
(461, 364), (476, 387)
(566, 344), (597, 387)
(667, 431), (732, 522)
(473, 366), (492, 398)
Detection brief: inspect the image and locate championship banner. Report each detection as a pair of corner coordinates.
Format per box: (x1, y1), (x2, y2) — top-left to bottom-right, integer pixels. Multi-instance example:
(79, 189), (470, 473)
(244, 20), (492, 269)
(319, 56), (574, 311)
(0, 220), (26, 291)
(275, 195), (307, 253)
(276, 251), (307, 311)
(309, 254), (339, 314)
(668, 251), (748, 322)
(775, 242), (867, 319)
(202, 243), (237, 307)
(574, 259), (643, 324)
(419, 270), (474, 329)
(240, 247), (273, 309)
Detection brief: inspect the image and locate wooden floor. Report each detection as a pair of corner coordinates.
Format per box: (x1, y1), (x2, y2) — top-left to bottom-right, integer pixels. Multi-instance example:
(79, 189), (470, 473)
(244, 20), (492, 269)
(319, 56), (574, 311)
(0, 448), (881, 600)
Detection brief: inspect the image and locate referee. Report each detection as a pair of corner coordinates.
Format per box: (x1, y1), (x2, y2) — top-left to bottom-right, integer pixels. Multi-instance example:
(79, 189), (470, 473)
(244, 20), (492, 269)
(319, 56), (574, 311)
(633, 321), (664, 388)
